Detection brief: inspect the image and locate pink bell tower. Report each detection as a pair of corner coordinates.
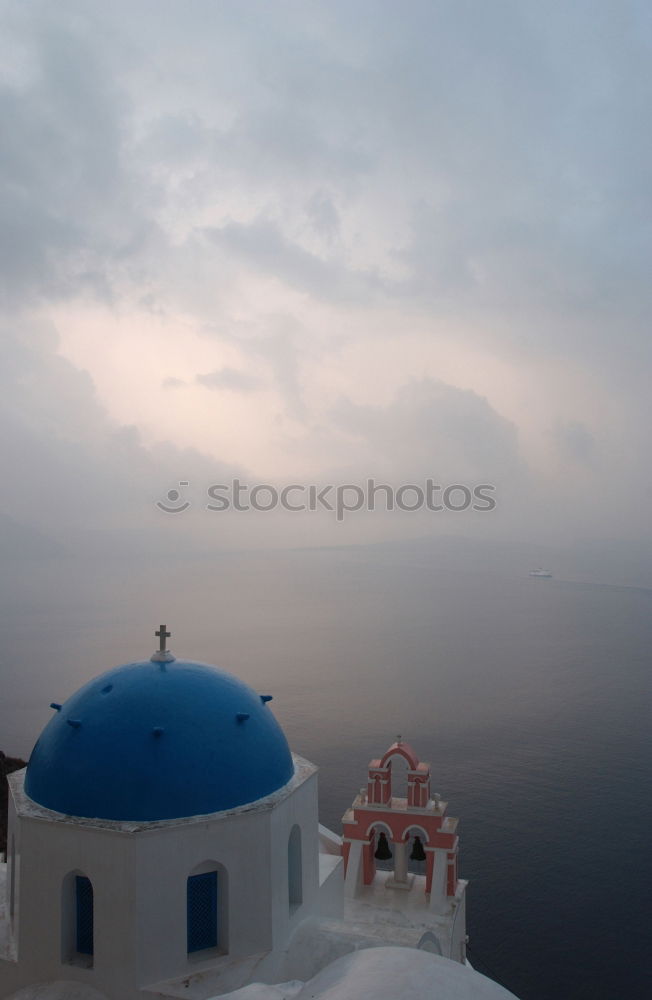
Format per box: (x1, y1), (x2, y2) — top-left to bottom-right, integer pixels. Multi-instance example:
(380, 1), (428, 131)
(341, 738), (467, 962)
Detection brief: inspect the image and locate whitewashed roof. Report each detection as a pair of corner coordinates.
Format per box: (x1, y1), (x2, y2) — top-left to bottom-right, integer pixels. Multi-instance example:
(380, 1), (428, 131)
(218, 946), (520, 1000)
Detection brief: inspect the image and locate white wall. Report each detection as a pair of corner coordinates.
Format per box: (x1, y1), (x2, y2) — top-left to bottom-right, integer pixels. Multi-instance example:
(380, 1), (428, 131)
(2, 757), (326, 999)
(10, 812), (137, 997)
(268, 766), (320, 955)
(133, 806), (274, 986)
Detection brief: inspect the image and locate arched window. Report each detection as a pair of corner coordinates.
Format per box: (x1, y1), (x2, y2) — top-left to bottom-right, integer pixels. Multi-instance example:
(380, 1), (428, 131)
(418, 931), (443, 955)
(388, 755), (409, 801)
(187, 862), (227, 956)
(288, 825), (302, 912)
(75, 876), (94, 955)
(61, 870), (94, 967)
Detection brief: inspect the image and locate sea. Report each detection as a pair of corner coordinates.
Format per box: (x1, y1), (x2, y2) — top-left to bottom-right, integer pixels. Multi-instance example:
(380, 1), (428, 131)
(1, 537), (650, 1000)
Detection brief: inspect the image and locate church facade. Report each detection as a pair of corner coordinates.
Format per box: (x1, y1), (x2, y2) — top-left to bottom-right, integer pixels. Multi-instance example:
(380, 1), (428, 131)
(0, 629), (477, 1000)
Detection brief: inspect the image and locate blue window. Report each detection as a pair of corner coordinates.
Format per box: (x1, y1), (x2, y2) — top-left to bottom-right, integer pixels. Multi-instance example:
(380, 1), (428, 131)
(187, 871), (218, 953)
(75, 876), (94, 955)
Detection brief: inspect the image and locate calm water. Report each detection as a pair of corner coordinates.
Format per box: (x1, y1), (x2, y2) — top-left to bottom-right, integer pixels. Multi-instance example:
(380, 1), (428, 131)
(1, 540), (650, 999)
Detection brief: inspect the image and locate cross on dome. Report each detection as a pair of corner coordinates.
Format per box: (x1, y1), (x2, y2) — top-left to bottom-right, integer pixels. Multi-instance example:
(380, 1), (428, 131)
(156, 625), (171, 652)
(151, 624), (175, 664)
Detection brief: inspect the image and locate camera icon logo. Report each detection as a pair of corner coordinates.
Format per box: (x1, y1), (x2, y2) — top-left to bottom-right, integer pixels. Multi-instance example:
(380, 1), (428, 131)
(156, 482), (191, 514)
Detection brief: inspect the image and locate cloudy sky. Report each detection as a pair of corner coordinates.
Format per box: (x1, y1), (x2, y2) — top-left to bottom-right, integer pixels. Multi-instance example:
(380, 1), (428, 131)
(2, 0), (651, 552)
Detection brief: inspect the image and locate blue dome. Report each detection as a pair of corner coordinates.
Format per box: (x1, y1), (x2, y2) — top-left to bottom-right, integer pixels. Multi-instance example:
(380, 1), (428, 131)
(25, 659), (294, 821)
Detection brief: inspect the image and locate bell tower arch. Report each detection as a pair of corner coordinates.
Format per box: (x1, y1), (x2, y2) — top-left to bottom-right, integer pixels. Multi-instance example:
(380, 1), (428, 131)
(341, 738), (467, 963)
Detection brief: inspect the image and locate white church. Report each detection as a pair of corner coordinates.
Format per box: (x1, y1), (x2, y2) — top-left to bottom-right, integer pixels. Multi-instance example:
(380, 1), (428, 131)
(0, 628), (518, 1000)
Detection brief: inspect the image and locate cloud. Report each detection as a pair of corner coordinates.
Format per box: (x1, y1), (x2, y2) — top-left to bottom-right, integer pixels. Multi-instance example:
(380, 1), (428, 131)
(196, 367), (260, 392)
(328, 378), (524, 484)
(203, 218), (383, 305)
(0, 7), (140, 306)
(0, 317), (243, 554)
(1, 0), (651, 547)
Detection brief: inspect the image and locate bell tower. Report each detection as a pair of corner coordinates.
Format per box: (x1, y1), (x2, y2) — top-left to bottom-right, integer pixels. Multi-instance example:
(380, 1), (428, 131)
(341, 738), (467, 962)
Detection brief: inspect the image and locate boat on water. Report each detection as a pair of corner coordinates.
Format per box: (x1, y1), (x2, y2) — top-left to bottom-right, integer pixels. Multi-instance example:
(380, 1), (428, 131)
(529, 568), (552, 577)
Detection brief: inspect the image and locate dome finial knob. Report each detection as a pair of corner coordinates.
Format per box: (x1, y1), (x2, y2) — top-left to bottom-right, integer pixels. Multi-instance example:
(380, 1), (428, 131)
(151, 624), (176, 663)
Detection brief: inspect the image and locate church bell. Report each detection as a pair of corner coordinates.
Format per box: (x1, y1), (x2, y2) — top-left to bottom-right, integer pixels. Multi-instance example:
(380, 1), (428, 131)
(374, 831), (392, 861)
(409, 835), (426, 862)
